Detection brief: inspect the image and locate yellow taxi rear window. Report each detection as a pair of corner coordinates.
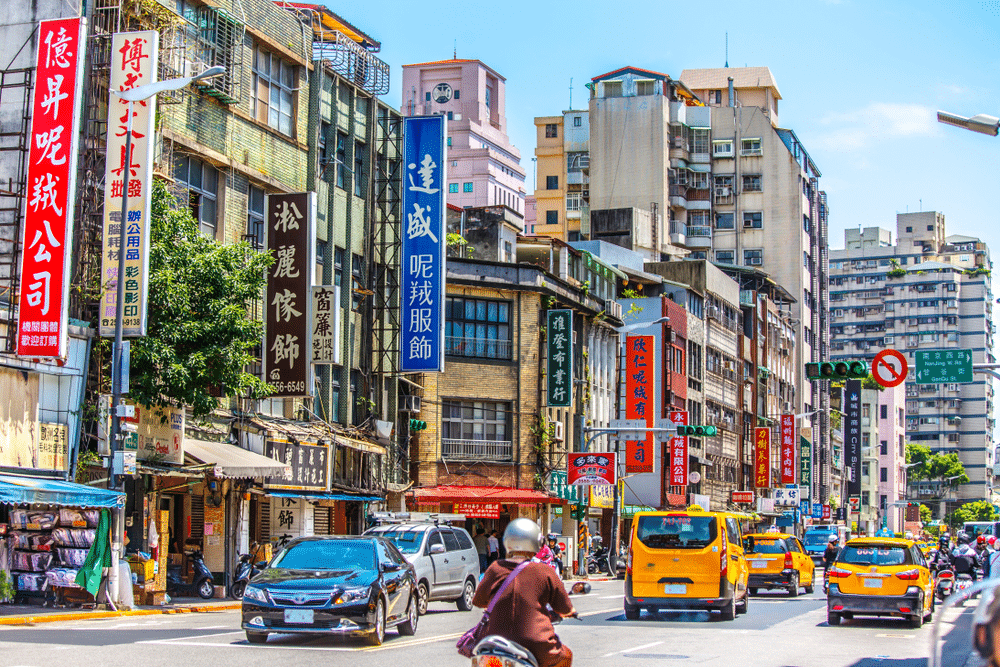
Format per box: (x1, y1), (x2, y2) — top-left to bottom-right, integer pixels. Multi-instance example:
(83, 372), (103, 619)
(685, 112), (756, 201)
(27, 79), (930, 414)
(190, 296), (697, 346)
(636, 515), (717, 549)
(839, 545), (911, 566)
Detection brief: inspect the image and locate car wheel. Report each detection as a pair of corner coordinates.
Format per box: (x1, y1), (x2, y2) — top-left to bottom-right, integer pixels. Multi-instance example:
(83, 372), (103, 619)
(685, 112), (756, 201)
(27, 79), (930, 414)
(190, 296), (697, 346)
(231, 581), (247, 600)
(416, 581), (429, 616)
(910, 611), (923, 629)
(737, 591), (749, 615)
(720, 596), (736, 621)
(828, 611), (841, 626)
(748, 587), (758, 596)
(456, 578), (475, 611)
(804, 572), (815, 594)
(787, 573), (799, 598)
(367, 598), (386, 646)
(246, 631), (268, 644)
(925, 596), (934, 622)
(198, 578), (215, 599)
(624, 602), (640, 620)
(398, 594), (418, 636)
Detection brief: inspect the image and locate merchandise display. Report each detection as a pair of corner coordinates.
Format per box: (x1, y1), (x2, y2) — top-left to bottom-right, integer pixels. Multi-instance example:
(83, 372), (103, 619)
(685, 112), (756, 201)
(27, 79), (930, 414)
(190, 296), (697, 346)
(3, 506), (101, 600)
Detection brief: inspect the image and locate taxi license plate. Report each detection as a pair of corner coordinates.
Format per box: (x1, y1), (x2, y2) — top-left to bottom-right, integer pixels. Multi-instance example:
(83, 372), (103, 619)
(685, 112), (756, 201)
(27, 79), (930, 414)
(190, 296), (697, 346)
(284, 609), (314, 624)
(751, 560), (768, 569)
(664, 584), (687, 595)
(863, 578), (883, 589)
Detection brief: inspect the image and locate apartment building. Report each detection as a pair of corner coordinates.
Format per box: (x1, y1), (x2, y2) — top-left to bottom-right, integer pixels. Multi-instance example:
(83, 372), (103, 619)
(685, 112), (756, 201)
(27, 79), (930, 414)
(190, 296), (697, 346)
(829, 212), (995, 501)
(401, 58), (527, 216)
(877, 383), (908, 532)
(533, 109), (590, 241)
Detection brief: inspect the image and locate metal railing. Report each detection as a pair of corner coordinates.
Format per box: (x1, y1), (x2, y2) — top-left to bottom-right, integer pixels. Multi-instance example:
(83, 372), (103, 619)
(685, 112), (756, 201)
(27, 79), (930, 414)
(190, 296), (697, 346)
(445, 336), (512, 360)
(441, 439), (512, 461)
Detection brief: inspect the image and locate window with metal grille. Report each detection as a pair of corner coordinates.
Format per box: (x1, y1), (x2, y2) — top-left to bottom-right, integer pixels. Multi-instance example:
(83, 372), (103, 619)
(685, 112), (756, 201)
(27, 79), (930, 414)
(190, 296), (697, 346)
(445, 297), (511, 359)
(252, 46), (296, 136)
(246, 185), (265, 249)
(313, 506), (331, 535)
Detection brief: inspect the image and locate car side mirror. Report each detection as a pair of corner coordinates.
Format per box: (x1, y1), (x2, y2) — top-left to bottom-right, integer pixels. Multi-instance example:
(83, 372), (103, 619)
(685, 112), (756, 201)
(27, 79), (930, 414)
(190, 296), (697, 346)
(744, 537), (754, 552)
(381, 562), (401, 572)
(255, 561), (267, 569)
(429, 543), (446, 555)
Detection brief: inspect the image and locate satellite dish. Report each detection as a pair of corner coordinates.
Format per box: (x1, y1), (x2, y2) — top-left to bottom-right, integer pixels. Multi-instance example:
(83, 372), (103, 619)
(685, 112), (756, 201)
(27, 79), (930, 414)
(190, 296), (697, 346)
(688, 472), (702, 484)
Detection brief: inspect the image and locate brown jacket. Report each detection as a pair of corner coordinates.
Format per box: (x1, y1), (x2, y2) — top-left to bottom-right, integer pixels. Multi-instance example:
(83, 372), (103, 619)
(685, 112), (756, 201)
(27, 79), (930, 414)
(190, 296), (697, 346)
(472, 559), (573, 665)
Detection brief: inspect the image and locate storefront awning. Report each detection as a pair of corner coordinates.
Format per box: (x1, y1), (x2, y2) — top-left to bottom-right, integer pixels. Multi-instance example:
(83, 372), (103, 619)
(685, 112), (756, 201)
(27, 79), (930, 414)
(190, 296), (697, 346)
(184, 439), (292, 479)
(409, 485), (559, 505)
(267, 490), (383, 502)
(336, 435), (386, 457)
(0, 473), (125, 508)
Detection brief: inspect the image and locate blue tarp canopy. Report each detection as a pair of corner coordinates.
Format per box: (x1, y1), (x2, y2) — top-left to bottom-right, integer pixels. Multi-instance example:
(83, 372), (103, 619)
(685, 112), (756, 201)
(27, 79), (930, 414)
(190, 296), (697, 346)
(0, 473), (125, 508)
(267, 490), (383, 502)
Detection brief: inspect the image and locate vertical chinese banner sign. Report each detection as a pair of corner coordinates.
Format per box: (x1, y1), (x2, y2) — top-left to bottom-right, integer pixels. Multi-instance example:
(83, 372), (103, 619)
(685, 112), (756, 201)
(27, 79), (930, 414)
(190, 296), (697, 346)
(845, 378), (862, 497)
(16, 18), (86, 358)
(400, 115), (446, 372)
(311, 285), (341, 364)
(799, 435), (812, 500)
(754, 427), (770, 489)
(99, 31), (158, 337)
(546, 309), (572, 407)
(668, 410), (688, 486)
(780, 414), (796, 484)
(625, 335), (653, 474)
(265, 192), (315, 397)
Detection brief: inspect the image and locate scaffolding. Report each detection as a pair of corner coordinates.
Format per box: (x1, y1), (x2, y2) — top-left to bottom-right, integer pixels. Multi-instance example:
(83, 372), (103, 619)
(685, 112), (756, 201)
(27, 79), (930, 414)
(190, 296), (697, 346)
(0, 68), (32, 353)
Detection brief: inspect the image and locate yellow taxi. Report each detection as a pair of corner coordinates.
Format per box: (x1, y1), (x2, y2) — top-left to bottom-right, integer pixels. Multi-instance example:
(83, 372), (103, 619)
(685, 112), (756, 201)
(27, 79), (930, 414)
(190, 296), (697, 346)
(917, 542), (934, 557)
(826, 537), (935, 628)
(624, 506), (750, 621)
(744, 532), (816, 597)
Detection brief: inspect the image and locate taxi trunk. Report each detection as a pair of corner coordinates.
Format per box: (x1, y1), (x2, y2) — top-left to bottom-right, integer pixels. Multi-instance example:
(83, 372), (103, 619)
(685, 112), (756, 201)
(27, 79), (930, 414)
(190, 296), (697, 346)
(628, 514), (727, 603)
(827, 541), (928, 621)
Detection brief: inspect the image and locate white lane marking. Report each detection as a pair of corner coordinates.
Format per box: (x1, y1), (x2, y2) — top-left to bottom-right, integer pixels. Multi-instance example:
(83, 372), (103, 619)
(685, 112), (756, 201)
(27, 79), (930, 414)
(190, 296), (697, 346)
(578, 606), (623, 618)
(139, 631), (464, 653)
(602, 640), (664, 658)
(600, 594), (623, 599)
(141, 630), (245, 643)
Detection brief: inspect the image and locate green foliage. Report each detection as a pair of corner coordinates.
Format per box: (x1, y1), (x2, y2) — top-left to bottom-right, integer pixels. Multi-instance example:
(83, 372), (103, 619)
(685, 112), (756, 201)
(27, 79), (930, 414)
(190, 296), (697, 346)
(861, 373), (885, 391)
(0, 570), (14, 603)
(75, 449), (102, 483)
(905, 442), (969, 487)
(126, 181), (273, 418)
(621, 288), (639, 298)
(887, 259), (907, 278)
(949, 500), (998, 527)
(919, 504), (933, 524)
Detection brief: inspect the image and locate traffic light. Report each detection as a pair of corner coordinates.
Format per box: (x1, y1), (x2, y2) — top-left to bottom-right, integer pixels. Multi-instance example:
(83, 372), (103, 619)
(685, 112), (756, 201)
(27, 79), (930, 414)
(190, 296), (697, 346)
(570, 504), (586, 520)
(676, 425), (718, 437)
(409, 418), (427, 431)
(805, 360), (869, 380)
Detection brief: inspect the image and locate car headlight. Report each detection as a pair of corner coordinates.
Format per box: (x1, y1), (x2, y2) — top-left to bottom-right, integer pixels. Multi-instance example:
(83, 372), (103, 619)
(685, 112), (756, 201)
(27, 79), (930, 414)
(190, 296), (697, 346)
(243, 586), (269, 604)
(334, 587), (369, 605)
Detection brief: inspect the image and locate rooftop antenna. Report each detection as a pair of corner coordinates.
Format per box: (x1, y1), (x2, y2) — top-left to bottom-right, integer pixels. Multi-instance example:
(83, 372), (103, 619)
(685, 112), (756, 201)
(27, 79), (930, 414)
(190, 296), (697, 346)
(725, 32), (729, 68)
(569, 77), (573, 110)
(453, 40), (456, 60)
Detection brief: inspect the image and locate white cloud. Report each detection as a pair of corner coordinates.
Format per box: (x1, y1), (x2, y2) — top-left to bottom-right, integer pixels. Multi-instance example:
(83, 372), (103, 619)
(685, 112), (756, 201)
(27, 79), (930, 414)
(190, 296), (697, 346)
(811, 102), (939, 153)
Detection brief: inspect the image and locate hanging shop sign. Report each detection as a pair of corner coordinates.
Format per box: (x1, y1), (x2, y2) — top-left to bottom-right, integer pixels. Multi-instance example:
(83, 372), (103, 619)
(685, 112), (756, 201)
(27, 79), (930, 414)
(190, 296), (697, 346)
(400, 115), (446, 372)
(668, 410), (688, 486)
(17, 17), (86, 358)
(311, 285), (341, 364)
(754, 427), (771, 489)
(546, 309), (573, 407)
(845, 379), (862, 497)
(800, 435), (812, 500)
(454, 502), (501, 519)
(568, 452), (616, 486)
(780, 414), (796, 484)
(264, 438), (329, 491)
(625, 335), (654, 474)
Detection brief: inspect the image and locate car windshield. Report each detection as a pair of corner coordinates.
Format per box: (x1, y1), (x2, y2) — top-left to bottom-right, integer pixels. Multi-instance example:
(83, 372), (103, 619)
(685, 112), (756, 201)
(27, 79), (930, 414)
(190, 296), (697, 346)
(804, 532), (836, 545)
(271, 540), (377, 571)
(838, 545), (911, 567)
(372, 530), (423, 555)
(636, 515), (717, 549)
(748, 538), (786, 554)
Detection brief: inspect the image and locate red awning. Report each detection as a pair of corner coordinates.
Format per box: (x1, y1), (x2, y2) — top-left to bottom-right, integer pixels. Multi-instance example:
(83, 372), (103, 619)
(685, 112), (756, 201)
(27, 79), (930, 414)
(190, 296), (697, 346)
(409, 485), (559, 505)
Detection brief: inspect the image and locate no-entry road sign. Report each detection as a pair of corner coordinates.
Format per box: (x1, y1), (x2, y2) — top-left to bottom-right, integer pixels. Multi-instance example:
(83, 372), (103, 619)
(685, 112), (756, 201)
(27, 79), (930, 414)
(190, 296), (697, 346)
(872, 349), (908, 388)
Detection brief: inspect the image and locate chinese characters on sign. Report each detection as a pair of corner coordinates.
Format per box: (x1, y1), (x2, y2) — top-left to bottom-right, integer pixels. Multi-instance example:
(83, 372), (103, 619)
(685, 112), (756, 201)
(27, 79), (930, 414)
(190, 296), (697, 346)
(311, 286), (341, 364)
(772, 487), (799, 507)
(99, 31), (158, 337)
(265, 193), (315, 397)
(625, 336), (654, 474)
(668, 411), (688, 486)
(16, 18), (85, 358)
(799, 435), (811, 500)
(400, 116), (446, 372)
(780, 414), (796, 484)
(38, 422), (68, 471)
(453, 502), (501, 519)
(546, 309), (572, 407)
(845, 379), (862, 497)
(754, 427), (770, 489)
(265, 439), (329, 491)
(567, 453), (616, 486)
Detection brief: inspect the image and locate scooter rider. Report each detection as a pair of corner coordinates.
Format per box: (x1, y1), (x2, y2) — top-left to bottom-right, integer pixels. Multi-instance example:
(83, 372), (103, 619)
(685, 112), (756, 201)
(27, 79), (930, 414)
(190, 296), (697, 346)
(823, 535), (839, 569)
(954, 532), (981, 582)
(473, 519), (577, 667)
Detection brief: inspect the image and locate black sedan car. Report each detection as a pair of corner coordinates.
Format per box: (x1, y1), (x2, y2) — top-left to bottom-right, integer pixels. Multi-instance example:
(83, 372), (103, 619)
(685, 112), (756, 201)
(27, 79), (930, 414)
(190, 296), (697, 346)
(241, 535), (417, 645)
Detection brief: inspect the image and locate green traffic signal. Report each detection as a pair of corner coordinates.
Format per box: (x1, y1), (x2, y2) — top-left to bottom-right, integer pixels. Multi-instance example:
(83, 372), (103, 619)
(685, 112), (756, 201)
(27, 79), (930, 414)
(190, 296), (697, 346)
(409, 418), (427, 431)
(805, 360), (869, 380)
(677, 425), (718, 437)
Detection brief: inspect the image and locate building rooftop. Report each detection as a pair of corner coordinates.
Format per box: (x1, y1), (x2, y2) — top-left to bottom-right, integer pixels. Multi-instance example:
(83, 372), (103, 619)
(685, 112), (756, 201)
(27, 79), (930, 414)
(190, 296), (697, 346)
(275, 2), (380, 49)
(402, 58), (506, 81)
(678, 66), (782, 100)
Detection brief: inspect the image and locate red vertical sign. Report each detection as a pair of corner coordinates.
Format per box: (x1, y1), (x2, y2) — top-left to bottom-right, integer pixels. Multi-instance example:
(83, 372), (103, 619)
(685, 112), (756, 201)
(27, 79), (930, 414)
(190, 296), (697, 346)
(625, 335), (654, 473)
(780, 414), (796, 484)
(754, 427), (771, 489)
(668, 411), (688, 486)
(16, 18), (84, 358)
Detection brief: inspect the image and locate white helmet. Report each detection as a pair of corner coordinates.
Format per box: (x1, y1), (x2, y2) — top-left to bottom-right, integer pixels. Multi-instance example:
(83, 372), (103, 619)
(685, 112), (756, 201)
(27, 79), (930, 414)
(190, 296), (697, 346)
(829, 534), (838, 543)
(905, 531), (914, 540)
(503, 518), (543, 555)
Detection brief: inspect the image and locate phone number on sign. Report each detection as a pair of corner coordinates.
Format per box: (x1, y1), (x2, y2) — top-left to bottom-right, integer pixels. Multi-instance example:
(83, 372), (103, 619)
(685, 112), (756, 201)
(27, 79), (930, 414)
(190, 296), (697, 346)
(269, 381), (306, 393)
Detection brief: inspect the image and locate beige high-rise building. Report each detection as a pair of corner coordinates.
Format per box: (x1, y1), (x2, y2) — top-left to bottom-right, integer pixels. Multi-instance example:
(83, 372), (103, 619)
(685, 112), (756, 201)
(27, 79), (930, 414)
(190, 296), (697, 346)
(532, 109), (590, 242)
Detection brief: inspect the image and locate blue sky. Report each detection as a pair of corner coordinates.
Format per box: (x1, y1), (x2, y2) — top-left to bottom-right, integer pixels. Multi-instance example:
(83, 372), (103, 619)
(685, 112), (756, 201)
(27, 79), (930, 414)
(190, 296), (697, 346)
(356, 0), (1000, 264)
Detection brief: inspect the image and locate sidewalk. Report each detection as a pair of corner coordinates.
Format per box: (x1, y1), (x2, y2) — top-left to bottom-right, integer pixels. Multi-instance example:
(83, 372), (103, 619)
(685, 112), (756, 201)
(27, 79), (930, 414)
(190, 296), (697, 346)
(0, 597), (241, 626)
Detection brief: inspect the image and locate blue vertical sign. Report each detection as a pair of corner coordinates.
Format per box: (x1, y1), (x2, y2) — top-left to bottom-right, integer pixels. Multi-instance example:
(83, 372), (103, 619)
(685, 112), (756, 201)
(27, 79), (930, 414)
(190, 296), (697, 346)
(400, 116), (447, 372)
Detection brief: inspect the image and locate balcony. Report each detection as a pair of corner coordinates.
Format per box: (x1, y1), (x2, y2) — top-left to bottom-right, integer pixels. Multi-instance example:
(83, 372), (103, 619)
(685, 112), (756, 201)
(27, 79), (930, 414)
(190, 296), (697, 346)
(686, 188), (712, 210)
(442, 439), (513, 462)
(669, 221), (686, 246)
(669, 184), (688, 208)
(445, 336), (513, 360)
(686, 225), (712, 249)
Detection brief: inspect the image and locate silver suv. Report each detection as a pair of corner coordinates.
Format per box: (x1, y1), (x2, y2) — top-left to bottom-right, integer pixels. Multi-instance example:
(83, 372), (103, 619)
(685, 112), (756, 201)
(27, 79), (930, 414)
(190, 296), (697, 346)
(365, 523), (480, 615)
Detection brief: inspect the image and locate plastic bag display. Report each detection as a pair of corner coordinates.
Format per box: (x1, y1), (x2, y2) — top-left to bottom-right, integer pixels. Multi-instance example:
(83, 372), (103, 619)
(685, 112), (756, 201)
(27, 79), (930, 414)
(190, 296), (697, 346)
(52, 528), (95, 548)
(57, 548), (89, 567)
(59, 509), (99, 527)
(9, 531), (57, 551)
(12, 550), (53, 572)
(17, 573), (48, 592)
(8, 510), (59, 530)
(45, 568), (80, 588)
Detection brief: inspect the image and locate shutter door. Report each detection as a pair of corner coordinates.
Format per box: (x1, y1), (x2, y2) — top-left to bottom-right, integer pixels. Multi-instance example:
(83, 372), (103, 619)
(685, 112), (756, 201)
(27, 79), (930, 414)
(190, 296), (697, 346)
(190, 495), (205, 539)
(259, 498), (271, 543)
(313, 506), (330, 535)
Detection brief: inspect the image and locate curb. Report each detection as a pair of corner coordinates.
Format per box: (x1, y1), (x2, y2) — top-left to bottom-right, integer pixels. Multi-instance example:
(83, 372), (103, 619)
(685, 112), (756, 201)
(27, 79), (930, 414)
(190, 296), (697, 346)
(0, 602), (241, 626)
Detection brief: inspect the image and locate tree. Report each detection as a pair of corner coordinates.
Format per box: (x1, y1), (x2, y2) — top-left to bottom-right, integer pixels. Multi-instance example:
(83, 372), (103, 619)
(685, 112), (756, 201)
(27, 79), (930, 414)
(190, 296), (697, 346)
(947, 500), (999, 531)
(124, 180), (273, 418)
(919, 504), (932, 524)
(905, 443), (970, 489)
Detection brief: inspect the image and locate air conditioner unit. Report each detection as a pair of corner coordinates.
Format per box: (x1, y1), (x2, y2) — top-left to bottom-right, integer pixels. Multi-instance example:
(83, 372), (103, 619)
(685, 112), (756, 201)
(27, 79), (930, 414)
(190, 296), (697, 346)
(604, 299), (623, 319)
(400, 395), (421, 413)
(552, 421), (564, 442)
(783, 401), (793, 412)
(716, 186), (732, 197)
(670, 330), (677, 343)
(747, 257), (762, 266)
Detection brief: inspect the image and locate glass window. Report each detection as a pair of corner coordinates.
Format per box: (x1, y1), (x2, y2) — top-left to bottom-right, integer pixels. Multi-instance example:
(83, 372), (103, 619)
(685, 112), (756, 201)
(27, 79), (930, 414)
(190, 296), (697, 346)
(747, 538), (787, 554)
(369, 529), (423, 555)
(744, 249), (762, 266)
(712, 140), (734, 157)
(454, 89), (460, 100)
(715, 212), (735, 229)
(354, 141), (365, 197)
(838, 545), (911, 566)
(441, 400), (511, 445)
(441, 530), (461, 552)
(573, 116), (582, 127)
(566, 193), (582, 211)
(742, 174), (762, 192)
(743, 212), (763, 229)
(636, 515), (717, 550)
(246, 185), (265, 249)
(334, 246), (344, 287)
(545, 123), (558, 138)
(445, 296), (512, 359)
(741, 138), (762, 156)
(715, 250), (734, 264)
(455, 530), (474, 551)
(174, 155), (218, 237)
(252, 46), (295, 136)
(271, 539), (376, 570)
(449, 183), (459, 193)
(546, 210), (558, 225)
(546, 175), (559, 190)
(463, 182), (473, 193)
(336, 132), (348, 189)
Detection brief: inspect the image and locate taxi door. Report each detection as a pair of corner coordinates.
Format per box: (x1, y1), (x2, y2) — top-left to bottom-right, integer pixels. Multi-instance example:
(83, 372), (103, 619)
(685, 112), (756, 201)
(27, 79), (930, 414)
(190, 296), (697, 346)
(724, 517), (748, 594)
(791, 537), (815, 586)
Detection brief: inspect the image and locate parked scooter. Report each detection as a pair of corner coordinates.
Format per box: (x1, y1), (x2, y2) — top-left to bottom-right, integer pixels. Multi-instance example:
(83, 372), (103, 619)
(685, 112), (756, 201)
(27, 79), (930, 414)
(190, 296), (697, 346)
(230, 542), (265, 599)
(166, 549), (216, 600)
(587, 547), (613, 576)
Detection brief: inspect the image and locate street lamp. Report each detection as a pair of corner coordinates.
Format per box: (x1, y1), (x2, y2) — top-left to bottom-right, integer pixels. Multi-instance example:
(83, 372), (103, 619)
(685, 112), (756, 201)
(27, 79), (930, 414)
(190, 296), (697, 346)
(106, 65), (226, 490)
(937, 110), (1000, 136)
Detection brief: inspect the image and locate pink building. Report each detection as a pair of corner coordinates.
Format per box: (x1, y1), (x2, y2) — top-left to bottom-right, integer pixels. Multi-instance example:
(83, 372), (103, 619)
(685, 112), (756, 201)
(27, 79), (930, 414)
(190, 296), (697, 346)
(401, 59), (526, 219)
(877, 382), (908, 532)
(524, 195), (537, 235)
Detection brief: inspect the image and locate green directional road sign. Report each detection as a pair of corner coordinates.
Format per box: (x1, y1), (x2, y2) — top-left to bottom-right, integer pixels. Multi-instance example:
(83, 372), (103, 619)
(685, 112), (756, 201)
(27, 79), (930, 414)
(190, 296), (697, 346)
(914, 348), (973, 384)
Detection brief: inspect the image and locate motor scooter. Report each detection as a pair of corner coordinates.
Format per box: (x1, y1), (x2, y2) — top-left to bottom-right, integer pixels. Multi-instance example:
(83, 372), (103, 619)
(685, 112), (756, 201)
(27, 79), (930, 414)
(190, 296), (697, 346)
(472, 614), (579, 667)
(953, 573), (974, 607)
(230, 542), (265, 599)
(587, 547), (613, 576)
(935, 568), (954, 601)
(166, 549), (216, 600)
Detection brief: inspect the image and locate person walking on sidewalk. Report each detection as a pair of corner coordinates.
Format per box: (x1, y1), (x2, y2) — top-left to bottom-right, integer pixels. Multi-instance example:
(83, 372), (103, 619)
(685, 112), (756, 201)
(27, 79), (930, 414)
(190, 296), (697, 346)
(487, 530), (500, 565)
(474, 527), (490, 573)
